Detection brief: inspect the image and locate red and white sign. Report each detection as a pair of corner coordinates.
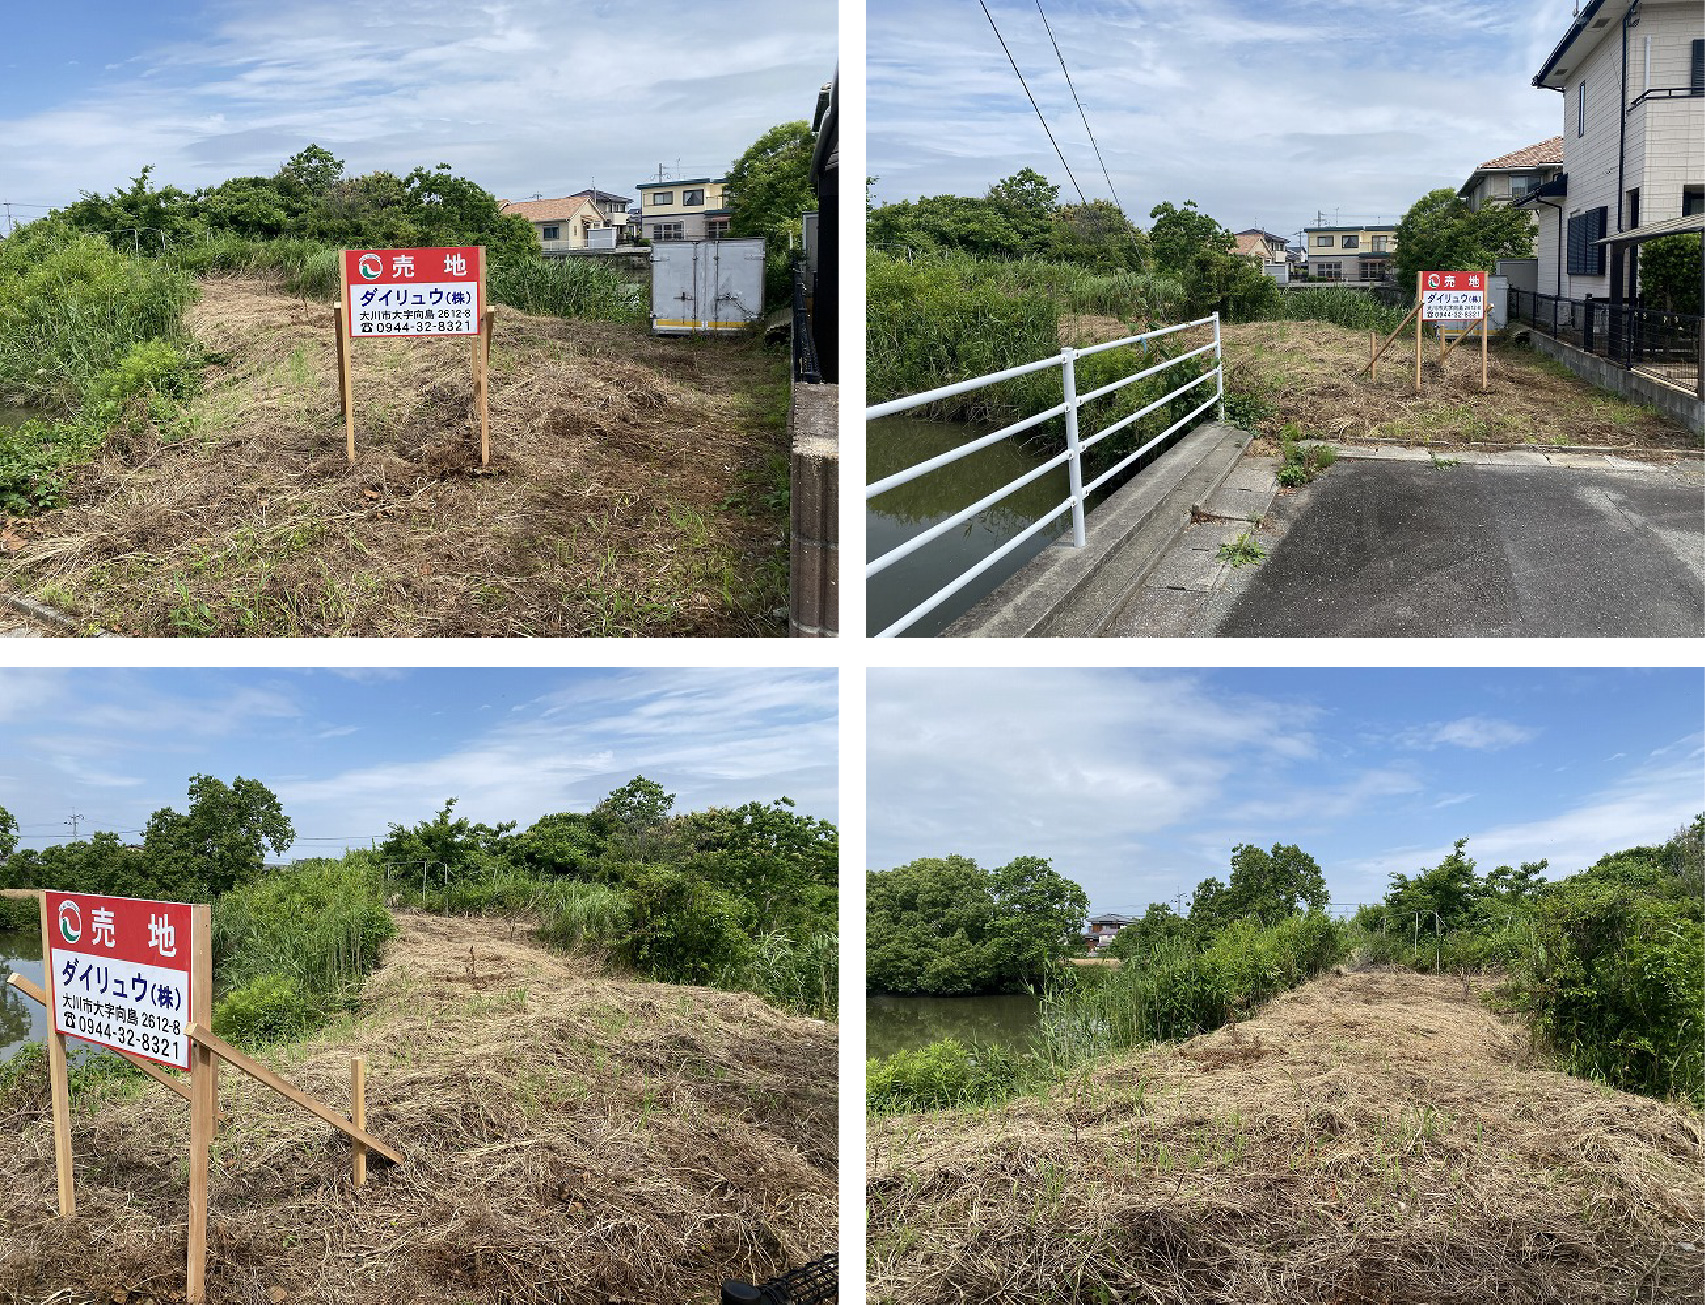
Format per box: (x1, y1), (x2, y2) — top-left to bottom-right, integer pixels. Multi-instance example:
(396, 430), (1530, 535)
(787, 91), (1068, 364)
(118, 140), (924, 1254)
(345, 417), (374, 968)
(1420, 270), (1486, 321)
(45, 892), (195, 1069)
(343, 246), (482, 338)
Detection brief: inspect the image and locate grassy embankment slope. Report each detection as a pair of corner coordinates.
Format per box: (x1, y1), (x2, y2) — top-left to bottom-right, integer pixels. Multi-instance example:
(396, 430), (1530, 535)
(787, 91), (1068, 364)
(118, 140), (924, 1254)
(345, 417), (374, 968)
(1221, 320), (1698, 452)
(2, 276), (789, 637)
(1, 914), (836, 1304)
(868, 967), (1702, 1305)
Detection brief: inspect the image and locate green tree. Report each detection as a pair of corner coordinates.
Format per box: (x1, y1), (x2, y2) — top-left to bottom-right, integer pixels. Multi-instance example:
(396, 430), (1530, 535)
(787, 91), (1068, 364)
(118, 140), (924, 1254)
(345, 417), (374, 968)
(141, 775), (294, 900)
(867, 854), (1089, 994)
(276, 144), (345, 200)
(61, 165), (200, 251)
(727, 119), (816, 301)
(1384, 838), (1483, 932)
(1393, 188), (1534, 290)
(1105, 901), (1195, 962)
(1147, 200), (1234, 273)
(678, 796), (837, 936)
(1048, 200), (1148, 271)
(1639, 233), (1702, 314)
(0, 804), (15, 862)
(867, 194), (1031, 259)
(985, 168), (1060, 255)
(1147, 200), (1279, 318)
(376, 797), (514, 884)
(1224, 842), (1329, 926)
(985, 854), (1089, 987)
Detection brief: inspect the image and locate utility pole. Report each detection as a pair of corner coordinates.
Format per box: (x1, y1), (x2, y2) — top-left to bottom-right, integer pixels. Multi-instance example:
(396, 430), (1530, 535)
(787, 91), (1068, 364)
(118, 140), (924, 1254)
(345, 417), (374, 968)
(2, 201), (12, 236)
(64, 812), (85, 839)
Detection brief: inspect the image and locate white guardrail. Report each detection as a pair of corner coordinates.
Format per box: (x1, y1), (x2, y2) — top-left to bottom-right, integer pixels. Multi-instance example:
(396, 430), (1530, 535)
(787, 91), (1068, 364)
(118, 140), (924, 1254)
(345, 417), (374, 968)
(865, 314), (1224, 637)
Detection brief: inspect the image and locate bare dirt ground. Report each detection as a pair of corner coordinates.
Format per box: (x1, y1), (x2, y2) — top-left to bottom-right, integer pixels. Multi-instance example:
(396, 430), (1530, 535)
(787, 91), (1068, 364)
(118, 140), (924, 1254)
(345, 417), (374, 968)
(1222, 320), (1698, 453)
(0, 278), (791, 637)
(0, 914), (837, 1303)
(867, 969), (1704, 1304)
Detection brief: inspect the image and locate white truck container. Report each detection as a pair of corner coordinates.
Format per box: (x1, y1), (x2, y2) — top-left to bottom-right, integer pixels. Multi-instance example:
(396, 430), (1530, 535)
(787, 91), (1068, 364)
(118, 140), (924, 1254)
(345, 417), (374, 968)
(649, 238), (765, 335)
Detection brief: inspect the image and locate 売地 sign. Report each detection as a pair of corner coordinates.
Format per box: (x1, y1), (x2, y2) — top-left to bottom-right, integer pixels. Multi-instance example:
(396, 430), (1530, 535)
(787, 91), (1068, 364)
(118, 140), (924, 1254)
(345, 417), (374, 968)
(45, 892), (196, 1070)
(1420, 270), (1486, 322)
(342, 246), (483, 337)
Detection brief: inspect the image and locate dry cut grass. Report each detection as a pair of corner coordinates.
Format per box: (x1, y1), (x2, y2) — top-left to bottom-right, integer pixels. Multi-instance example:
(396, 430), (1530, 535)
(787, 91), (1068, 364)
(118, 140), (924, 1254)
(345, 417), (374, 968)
(867, 968), (1704, 1304)
(1223, 320), (1698, 452)
(0, 278), (791, 637)
(0, 914), (837, 1303)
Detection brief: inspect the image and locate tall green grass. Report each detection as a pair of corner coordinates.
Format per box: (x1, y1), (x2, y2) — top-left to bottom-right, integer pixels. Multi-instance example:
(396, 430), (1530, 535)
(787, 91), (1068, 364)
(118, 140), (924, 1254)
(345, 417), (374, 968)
(1262, 285), (1407, 334)
(1035, 912), (1346, 1070)
(211, 857), (395, 1046)
(868, 913), (1346, 1113)
(0, 224), (197, 409)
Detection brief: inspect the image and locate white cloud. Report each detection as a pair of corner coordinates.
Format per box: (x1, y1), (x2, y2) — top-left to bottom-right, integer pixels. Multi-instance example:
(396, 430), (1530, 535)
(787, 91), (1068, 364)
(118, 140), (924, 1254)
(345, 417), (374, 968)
(1399, 715), (1539, 751)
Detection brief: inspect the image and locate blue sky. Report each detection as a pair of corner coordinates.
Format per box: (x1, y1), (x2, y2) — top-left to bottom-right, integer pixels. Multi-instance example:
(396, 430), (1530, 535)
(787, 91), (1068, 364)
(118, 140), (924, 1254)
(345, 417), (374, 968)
(868, 0), (1579, 241)
(1, 0), (835, 223)
(0, 668), (838, 856)
(867, 668), (1705, 916)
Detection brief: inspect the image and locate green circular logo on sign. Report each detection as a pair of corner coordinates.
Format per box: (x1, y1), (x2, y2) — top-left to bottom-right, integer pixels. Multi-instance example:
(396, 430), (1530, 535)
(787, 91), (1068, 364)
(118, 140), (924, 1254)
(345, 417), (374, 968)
(58, 899), (81, 944)
(358, 254), (383, 281)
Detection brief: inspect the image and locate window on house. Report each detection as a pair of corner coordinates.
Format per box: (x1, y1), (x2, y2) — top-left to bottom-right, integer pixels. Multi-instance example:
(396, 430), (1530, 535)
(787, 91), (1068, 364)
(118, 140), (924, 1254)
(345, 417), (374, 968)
(1509, 176), (1538, 200)
(1682, 187), (1704, 217)
(682, 189), (705, 206)
(651, 222), (684, 242)
(541, 225), (560, 241)
(651, 191), (673, 206)
(1342, 234), (1360, 249)
(1625, 187), (1640, 229)
(705, 218), (730, 239)
(1692, 39), (1704, 94)
(1576, 80), (1587, 136)
(1312, 261), (1342, 280)
(1372, 235), (1389, 252)
(1566, 206), (1608, 275)
(1314, 235), (1334, 247)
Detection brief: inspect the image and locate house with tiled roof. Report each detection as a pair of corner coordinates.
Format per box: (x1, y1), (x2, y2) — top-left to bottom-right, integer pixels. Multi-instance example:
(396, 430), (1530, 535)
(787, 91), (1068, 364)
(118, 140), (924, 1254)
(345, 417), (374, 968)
(498, 189), (633, 254)
(1233, 229), (1290, 261)
(1458, 138), (1565, 212)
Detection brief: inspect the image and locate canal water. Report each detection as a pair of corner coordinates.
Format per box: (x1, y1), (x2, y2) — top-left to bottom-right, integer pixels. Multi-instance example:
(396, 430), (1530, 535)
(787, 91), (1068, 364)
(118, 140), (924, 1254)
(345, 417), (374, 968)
(1, 930), (48, 1062)
(866, 415), (1077, 638)
(866, 991), (1043, 1061)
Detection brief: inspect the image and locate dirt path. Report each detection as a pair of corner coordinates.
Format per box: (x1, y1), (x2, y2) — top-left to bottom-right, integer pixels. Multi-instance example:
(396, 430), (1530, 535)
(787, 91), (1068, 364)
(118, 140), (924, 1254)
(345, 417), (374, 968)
(868, 968), (1703, 1304)
(1, 914), (837, 1303)
(0, 278), (790, 637)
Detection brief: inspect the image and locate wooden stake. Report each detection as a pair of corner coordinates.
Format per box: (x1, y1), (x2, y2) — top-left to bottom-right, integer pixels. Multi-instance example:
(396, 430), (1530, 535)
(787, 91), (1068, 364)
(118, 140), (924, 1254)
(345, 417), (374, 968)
(186, 1024), (405, 1166)
(1480, 290), (1489, 393)
(187, 905), (214, 1305)
(351, 1057), (368, 1188)
(1414, 273), (1424, 394)
(37, 892), (74, 1218)
(338, 259), (356, 463)
(1365, 303), (1421, 377)
(473, 308), (492, 467)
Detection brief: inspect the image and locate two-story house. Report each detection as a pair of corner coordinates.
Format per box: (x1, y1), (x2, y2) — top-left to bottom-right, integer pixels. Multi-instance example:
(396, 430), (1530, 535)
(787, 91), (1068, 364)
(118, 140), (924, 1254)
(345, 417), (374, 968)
(1524, 0), (1704, 300)
(1458, 138), (1566, 213)
(1303, 223), (1398, 283)
(499, 189), (633, 254)
(1233, 229), (1290, 261)
(1084, 913), (1132, 953)
(635, 177), (732, 243)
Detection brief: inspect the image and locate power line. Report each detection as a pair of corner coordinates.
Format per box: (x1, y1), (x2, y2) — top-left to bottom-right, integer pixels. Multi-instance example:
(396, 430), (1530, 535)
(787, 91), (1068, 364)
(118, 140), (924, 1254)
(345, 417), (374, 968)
(976, 0), (1087, 204)
(1033, 0), (1121, 212)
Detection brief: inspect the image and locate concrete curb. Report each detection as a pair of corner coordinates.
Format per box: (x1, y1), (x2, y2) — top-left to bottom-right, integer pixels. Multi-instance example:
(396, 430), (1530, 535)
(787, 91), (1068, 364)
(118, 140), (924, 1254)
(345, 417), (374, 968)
(0, 592), (108, 637)
(945, 422), (1250, 638)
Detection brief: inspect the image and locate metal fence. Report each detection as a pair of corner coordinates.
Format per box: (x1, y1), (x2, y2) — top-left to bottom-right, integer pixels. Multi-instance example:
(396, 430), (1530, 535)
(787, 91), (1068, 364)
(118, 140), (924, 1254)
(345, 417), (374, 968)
(864, 315), (1223, 638)
(1510, 289), (1704, 397)
(791, 263), (822, 384)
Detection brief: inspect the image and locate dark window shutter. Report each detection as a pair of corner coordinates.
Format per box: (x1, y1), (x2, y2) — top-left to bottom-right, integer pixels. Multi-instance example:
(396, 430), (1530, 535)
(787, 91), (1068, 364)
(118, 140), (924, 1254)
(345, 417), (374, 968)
(1593, 206), (1608, 275)
(1692, 39), (1703, 94)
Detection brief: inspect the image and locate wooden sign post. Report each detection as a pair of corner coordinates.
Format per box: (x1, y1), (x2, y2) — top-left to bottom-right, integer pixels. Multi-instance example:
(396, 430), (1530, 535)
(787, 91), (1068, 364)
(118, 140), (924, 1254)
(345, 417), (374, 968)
(336, 245), (491, 466)
(5, 888), (402, 1305)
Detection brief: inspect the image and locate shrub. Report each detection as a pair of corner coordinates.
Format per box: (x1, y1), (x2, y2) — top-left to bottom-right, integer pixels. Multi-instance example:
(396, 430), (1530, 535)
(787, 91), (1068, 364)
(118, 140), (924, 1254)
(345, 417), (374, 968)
(867, 1037), (1026, 1112)
(749, 930), (838, 1019)
(212, 972), (317, 1046)
(619, 866), (753, 987)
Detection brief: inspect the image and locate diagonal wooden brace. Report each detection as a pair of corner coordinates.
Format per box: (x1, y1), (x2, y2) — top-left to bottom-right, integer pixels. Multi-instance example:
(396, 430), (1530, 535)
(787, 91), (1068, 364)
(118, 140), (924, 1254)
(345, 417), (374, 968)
(185, 1023), (404, 1166)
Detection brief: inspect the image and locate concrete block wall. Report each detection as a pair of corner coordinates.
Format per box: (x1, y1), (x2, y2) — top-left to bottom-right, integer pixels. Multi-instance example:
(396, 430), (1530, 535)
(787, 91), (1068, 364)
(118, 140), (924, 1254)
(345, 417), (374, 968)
(788, 383), (838, 638)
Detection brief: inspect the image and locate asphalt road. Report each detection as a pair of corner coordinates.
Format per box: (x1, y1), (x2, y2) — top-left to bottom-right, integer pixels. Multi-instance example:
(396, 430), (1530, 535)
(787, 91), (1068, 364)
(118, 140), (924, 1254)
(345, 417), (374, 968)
(1213, 458), (1705, 637)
